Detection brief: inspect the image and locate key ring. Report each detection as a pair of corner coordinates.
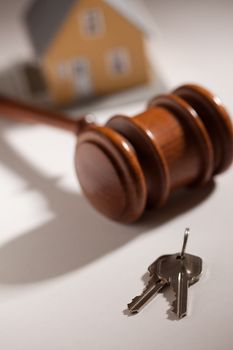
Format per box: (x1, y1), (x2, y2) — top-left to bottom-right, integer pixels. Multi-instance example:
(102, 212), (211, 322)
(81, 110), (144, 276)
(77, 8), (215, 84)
(180, 227), (190, 259)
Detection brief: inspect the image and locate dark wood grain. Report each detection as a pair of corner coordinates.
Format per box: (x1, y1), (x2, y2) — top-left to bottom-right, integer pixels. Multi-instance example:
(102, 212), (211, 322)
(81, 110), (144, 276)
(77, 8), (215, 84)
(0, 84), (232, 222)
(75, 126), (147, 222)
(173, 84), (233, 173)
(0, 95), (92, 134)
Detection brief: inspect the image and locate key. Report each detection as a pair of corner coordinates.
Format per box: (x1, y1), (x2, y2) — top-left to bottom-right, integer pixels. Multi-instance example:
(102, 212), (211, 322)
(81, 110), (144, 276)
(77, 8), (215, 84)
(127, 228), (202, 318)
(157, 229), (202, 318)
(128, 255), (169, 314)
(157, 253), (202, 318)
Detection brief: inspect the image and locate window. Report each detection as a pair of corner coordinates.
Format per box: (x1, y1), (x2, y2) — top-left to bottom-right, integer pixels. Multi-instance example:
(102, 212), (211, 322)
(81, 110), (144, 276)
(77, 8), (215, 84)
(106, 48), (131, 76)
(71, 58), (93, 96)
(80, 9), (105, 36)
(57, 63), (68, 79)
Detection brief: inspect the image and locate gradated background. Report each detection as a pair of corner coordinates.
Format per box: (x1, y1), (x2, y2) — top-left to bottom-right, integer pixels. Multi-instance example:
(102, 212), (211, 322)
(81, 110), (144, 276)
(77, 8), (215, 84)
(0, 1), (233, 349)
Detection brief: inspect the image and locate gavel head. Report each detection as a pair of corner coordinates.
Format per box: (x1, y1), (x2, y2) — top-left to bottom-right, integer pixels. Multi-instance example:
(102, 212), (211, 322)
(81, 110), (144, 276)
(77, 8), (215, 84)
(75, 84), (233, 223)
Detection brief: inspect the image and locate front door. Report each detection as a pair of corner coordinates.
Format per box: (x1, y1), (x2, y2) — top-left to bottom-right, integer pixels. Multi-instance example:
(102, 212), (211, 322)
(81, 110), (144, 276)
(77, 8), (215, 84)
(72, 58), (93, 97)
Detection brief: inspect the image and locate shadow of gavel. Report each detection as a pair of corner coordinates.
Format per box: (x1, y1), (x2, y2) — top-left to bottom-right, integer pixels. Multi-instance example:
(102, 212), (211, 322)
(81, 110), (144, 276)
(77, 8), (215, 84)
(0, 84), (232, 223)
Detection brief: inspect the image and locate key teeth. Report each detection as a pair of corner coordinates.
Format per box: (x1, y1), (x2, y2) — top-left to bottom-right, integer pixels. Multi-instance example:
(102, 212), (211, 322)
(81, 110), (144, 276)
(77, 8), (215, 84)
(171, 290), (180, 317)
(128, 296), (140, 311)
(171, 285), (177, 304)
(128, 296), (139, 306)
(171, 297), (187, 319)
(171, 299), (177, 313)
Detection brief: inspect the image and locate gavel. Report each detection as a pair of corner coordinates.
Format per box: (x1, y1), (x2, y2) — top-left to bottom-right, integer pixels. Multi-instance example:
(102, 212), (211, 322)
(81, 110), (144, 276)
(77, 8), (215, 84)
(0, 84), (232, 223)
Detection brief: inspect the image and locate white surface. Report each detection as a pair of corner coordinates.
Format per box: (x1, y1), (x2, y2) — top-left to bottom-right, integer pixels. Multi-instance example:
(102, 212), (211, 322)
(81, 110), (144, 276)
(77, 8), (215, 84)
(0, 1), (233, 349)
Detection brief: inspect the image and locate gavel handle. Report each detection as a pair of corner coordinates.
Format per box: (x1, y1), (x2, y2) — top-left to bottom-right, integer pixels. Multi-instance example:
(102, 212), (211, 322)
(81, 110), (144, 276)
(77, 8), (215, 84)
(0, 95), (91, 135)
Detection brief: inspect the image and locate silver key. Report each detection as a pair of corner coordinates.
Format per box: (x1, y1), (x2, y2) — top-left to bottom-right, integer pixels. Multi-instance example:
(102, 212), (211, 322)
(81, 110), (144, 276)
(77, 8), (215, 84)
(128, 255), (169, 314)
(157, 229), (202, 318)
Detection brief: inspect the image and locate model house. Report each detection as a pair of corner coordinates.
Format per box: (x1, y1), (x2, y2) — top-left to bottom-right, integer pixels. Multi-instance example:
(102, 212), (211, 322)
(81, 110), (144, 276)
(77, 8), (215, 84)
(0, 62), (48, 105)
(25, 0), (155, 105)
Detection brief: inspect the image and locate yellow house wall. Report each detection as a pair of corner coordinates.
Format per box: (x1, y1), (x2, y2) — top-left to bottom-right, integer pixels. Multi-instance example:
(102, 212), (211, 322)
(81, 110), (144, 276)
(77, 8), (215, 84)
(42, 0), (150, 105)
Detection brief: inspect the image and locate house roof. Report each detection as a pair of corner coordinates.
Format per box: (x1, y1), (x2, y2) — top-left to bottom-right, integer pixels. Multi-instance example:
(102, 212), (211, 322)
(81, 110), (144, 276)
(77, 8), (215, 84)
(105, 0), (156, 37)
(25, 0), (156, 56)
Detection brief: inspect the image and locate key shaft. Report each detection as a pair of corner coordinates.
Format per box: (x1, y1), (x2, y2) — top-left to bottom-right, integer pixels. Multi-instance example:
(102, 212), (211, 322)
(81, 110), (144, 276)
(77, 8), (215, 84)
(128, 278), (167, 314)
(128, 255), (170, 314)
(171, 270), (189, 318)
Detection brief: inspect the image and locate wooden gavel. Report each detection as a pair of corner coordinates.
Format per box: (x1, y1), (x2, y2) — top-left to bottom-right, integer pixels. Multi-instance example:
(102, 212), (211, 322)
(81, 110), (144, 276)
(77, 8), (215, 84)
(0, 84), (233, 223)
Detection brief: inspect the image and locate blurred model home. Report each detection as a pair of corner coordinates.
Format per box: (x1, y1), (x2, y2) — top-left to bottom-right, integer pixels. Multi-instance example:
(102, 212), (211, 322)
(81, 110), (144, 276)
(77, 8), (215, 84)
(25, 0), (154, 105)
